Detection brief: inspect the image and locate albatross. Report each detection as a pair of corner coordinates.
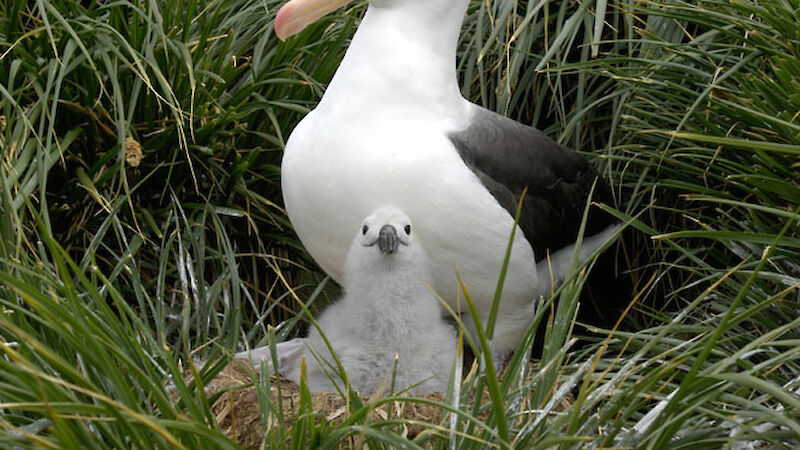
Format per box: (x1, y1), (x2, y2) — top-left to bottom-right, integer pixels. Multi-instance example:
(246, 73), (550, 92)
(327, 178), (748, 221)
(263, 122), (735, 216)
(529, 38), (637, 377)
(240, 207), (457, 394)
(272, 0), (618, 363)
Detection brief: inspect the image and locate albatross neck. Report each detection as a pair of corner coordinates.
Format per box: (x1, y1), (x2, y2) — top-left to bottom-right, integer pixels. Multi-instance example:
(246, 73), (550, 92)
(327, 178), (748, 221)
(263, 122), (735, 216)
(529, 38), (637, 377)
(318, 1), (470, 121)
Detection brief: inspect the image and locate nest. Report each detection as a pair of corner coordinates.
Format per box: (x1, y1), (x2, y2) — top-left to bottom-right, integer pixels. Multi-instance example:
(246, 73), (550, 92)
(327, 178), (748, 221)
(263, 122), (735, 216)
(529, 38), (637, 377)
(205, 359), (572, 448)
(206, 361), (446, 449)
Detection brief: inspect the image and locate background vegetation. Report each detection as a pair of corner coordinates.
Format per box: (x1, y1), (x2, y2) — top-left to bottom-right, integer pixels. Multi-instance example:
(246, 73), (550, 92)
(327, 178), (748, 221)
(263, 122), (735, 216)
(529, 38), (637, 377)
(1, 0), (798, 448)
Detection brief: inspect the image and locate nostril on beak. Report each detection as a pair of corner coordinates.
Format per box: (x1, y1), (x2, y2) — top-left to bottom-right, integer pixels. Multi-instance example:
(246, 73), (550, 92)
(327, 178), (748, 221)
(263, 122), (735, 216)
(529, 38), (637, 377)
(378, 225), (398, 254)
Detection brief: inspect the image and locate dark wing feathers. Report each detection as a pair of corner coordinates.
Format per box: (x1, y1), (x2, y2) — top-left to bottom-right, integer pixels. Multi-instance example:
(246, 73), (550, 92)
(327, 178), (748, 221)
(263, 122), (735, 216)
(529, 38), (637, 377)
(448, 105), (615, 260)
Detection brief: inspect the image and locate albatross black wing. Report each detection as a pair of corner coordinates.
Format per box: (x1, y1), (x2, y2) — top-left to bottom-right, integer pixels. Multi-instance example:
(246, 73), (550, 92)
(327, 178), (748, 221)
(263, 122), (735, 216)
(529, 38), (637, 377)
(448, 105), (616, 260)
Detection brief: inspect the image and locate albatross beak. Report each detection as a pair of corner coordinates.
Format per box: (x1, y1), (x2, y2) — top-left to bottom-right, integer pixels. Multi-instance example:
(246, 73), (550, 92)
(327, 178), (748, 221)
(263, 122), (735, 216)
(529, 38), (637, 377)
(275, 0), (356, 41)
(378, 225), (399, 254)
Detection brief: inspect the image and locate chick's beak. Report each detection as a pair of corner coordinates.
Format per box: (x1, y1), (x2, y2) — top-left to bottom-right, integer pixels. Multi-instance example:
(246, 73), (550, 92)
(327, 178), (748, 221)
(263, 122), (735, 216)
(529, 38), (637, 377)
(378, 225), (399, 254)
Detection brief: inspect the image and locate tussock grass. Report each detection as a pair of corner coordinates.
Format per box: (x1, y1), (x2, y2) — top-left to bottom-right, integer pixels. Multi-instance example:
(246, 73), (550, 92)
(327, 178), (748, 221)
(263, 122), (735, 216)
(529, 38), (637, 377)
(1, 0), (798, 448)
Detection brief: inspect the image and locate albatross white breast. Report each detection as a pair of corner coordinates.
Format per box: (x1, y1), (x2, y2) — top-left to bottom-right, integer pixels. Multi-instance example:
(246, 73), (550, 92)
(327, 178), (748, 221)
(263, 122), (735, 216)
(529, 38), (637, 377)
(275, 0), (618, 362)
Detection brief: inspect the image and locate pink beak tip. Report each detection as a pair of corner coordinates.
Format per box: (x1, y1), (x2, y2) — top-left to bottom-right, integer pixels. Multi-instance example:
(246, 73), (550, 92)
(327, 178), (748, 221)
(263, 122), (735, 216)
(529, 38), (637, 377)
(274, 3), (296, 41)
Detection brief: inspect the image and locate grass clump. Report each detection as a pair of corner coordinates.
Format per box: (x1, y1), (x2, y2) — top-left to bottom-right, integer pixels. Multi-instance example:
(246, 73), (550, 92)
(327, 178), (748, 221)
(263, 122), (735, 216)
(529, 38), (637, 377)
(1, 0), (798, 448)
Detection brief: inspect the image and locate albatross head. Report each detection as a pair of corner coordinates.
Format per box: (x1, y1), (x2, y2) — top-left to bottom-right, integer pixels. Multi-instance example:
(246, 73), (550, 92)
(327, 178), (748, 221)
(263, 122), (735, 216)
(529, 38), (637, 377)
(343, 206), (429, 289)
(358, 206), (413, 255)
(275, 0), (466, 40)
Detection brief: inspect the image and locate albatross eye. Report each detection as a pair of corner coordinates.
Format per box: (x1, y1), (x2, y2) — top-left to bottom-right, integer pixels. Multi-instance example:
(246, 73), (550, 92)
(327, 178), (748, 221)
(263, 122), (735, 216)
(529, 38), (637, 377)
(404, 224), (411, 235)
(362, 225), (369, 235)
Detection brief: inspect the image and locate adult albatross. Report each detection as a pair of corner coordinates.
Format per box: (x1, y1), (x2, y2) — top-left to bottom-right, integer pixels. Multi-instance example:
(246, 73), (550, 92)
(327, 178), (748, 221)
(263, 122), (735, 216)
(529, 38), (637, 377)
(272, 0), (618, 362)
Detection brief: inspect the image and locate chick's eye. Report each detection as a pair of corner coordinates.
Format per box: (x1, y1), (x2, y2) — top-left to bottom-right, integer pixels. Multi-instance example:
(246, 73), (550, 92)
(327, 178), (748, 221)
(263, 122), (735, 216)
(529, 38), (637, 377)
(362, 225), (369, 235)
(404, 224), (411, 235)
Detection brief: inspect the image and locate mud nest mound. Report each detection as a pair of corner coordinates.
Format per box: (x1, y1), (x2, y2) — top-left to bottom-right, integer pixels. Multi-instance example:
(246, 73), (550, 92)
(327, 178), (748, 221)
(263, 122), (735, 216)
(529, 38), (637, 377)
(206, 361), (447, 449)
(205, 359), (570, 448)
